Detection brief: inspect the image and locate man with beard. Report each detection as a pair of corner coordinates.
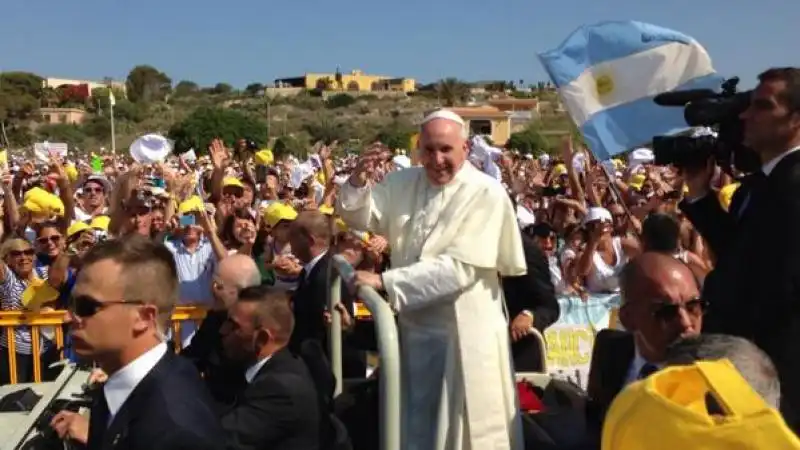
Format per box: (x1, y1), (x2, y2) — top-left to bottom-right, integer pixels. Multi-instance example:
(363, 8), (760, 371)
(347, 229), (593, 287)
(219, 285), (320, 450)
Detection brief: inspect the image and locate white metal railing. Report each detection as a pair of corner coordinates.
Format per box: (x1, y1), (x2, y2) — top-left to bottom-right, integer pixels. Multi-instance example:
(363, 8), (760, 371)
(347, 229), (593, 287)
(328, 254), (400, 450)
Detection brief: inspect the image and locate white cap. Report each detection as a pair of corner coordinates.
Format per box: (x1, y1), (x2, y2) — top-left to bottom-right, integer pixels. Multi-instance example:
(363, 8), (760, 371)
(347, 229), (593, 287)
(421, 109), (467, 138)
(129, 134), (173, 164)
(583, 207), (613, 225)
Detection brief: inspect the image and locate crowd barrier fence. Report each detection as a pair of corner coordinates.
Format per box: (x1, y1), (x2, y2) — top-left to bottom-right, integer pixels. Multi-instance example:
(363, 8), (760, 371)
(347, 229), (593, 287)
(328, 260), (401, 450)
(0, 306), (206, 385)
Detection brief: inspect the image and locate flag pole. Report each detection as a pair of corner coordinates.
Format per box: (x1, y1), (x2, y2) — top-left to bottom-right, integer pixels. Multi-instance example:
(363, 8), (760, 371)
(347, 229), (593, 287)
(109, 90), (117, 155)
(0, 70), (8, 148)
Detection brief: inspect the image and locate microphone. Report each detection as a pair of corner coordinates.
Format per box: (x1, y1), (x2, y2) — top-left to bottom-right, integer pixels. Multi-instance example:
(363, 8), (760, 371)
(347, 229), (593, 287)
(653, 89), (717, 106)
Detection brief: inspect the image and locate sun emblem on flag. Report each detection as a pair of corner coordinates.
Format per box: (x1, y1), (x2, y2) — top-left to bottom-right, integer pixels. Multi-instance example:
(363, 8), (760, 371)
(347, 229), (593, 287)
(595, 73), (615, 98)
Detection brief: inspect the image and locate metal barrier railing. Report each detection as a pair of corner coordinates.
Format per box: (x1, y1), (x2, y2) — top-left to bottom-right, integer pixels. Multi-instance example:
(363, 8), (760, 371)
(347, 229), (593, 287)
(0, 310), (67, 385)
(0, 307), (210, 384)
(328, 255), (401, 450)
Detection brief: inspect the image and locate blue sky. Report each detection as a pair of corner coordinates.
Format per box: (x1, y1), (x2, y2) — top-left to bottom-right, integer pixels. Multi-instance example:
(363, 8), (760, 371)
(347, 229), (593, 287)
(3, 0), (795, 89)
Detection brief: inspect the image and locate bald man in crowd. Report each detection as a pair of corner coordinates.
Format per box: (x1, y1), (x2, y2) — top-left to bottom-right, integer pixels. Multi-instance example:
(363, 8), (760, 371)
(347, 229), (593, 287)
(337, 109), (527, 449)
(586, 252), (704, 426)
(182, 254), (263, 404)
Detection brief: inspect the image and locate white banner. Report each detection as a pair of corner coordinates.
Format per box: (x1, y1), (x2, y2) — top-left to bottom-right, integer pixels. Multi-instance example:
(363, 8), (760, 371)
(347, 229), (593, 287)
(34, 142), (68, 163)
(544, 293), (621, 389)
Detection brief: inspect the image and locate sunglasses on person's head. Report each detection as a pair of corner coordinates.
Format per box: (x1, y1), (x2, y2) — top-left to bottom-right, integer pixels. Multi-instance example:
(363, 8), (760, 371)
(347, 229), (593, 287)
(69, 294), (145, 318)
(8, 248), (35, 257)
(36, 235), (62, 245)
(652, 297), (708, 322)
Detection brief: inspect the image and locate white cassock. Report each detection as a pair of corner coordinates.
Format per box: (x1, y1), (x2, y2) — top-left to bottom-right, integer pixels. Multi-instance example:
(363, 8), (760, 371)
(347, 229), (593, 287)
(337, 162), (527, 450)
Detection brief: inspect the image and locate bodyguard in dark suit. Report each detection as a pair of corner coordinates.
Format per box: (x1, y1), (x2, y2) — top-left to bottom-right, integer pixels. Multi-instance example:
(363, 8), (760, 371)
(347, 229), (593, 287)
(87, 351), (225, 450)
(220, 285), (321, 450)
(288, 211), (334, 354)
(49, 236), (225, 450)
(680, 67), (800, 430)
(585, 329), (634, 418)
(502, 228), (560, 371)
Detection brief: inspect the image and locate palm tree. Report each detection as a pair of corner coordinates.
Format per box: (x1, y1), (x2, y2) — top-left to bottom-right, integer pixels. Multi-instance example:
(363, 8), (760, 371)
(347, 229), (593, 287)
(435, 78), (470, 107)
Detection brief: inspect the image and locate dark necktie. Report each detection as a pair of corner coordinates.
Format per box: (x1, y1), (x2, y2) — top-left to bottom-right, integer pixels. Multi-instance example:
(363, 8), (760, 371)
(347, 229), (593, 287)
(87, 389), (109, 450)
(638, 363), (659, 380)
(737, 171), (768, 219)
(297, 268), (308, 287)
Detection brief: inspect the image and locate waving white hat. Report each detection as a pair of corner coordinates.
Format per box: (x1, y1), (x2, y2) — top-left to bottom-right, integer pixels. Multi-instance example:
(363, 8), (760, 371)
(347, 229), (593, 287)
(129, 134), (173, 164)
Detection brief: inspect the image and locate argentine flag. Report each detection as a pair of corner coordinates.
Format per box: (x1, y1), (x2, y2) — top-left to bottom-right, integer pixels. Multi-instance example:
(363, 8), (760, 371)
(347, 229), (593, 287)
(538, 21), (724, 161)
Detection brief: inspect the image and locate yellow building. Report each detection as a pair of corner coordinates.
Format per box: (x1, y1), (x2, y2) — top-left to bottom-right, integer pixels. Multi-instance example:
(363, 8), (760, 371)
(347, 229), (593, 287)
(274, 69), (416, 93)
(447, 106), (512, 146)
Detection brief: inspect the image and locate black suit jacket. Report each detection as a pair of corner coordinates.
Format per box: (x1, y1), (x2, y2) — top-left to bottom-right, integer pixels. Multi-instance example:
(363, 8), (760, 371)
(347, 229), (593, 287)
(585, 329), (635, 425)
(181, 310), (247, 405)
(502, 235), (560, 331)
(219, 347), (321, 450)
(88, 351), (225, 450)
(680, 150), (800, 429)
(290, 253), (331, 354)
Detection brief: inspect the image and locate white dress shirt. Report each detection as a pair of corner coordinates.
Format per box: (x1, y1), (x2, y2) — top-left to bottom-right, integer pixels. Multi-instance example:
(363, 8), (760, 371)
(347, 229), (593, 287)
(303, 251), (327, 278)
(762, 145), (800, 176)
(244, 355), (273, 384)
(103, 342), (168, 423)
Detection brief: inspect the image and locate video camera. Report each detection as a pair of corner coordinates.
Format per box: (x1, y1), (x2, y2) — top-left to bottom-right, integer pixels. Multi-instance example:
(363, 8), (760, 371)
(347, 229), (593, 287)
(652, 77), (760, 174)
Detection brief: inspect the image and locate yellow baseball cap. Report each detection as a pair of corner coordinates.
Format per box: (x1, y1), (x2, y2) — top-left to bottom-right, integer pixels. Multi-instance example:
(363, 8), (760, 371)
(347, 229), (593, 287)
(553, 164), (568, 177)
(21, 278), (60, 310)
(67, 221), (91, 238)
(22, 187), (65, 217)
(263, 202), (298, 228)
(90, 215), (111, 231)
(603, 359), (800, 449)
(178, 196), (205, 215)
(629, 173), (646, 190)
(255, 149), (274, 166)
(223, 177), (244, 189)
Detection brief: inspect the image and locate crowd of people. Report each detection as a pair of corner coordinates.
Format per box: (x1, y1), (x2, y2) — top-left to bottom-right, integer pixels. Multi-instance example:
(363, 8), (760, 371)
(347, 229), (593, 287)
(0, 66), (799, 449)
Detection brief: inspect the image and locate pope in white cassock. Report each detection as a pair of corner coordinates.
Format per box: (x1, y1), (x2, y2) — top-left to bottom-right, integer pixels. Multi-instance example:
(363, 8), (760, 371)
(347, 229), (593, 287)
(336, 109), (527, 450)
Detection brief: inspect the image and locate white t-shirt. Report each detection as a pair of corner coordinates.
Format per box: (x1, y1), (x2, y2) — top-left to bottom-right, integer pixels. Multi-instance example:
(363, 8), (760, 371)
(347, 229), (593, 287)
(74, 206), (108, 222)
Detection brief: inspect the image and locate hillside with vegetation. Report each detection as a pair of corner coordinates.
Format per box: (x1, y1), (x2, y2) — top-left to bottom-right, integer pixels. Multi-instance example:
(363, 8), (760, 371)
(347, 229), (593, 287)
(0, 66), (575, 158)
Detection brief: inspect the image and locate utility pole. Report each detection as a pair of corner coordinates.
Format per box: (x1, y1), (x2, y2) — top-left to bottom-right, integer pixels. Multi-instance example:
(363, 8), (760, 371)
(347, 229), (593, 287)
(0, 70), (9, 148)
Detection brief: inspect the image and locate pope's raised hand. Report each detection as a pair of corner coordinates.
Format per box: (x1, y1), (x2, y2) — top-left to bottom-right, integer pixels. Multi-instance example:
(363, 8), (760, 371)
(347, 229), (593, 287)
(350, 143), (391, 188)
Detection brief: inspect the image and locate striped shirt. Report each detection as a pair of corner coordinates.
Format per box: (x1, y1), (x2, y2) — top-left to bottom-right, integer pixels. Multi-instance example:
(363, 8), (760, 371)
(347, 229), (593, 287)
(0, 265), (52, 355)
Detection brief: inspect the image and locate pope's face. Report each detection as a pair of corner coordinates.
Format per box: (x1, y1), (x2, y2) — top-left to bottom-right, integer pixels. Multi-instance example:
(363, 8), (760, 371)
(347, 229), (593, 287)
(418, 119), (468, 186)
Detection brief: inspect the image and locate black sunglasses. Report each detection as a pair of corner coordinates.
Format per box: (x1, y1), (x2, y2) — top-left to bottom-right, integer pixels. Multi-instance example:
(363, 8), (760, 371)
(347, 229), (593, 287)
(70, 294), (144, 318)
(36, 235), (62, 245)
(8, 249), (35, 257)
(652, 297), (708, 322)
